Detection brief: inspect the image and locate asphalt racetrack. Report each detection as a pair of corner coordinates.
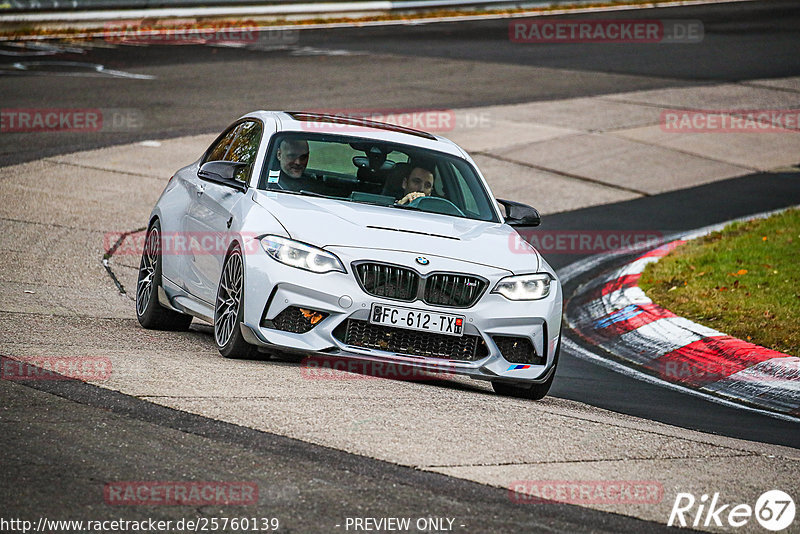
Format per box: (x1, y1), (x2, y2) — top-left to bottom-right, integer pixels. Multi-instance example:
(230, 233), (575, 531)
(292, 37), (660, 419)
(1, 1), (799, 532)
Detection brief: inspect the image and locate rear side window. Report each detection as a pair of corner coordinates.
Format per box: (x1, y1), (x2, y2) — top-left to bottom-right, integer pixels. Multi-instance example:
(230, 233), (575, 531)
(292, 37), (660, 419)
(226, 122), (262, 166)
(205, 126), (239, 163)
(203, 120), (263, 182)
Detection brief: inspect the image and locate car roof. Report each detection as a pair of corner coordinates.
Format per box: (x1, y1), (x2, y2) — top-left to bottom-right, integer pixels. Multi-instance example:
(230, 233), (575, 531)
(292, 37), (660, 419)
(244, 110), (467, 158)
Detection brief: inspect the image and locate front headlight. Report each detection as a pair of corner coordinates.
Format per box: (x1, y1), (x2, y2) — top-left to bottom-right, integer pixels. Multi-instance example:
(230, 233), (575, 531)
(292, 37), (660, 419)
(260, 235), (345, 274)
(492, 273), (552, 300)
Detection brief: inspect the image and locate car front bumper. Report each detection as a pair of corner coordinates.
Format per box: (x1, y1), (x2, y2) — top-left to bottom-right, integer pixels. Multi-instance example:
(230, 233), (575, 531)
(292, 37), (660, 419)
(240, 243), (562, 384)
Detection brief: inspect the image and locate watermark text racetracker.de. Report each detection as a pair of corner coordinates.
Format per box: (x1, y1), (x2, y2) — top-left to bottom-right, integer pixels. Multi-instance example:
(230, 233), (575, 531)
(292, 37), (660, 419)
(656, 356), (800, 384)
(300, 355), (456, 381)
(508, 480), (663, 504)
(1, 108), (144, 133)
(298, 108), (491, 133)
(105, 230), (264, 257)
(104, 19), (299, 46)
(661, 109), (800, 132)
(113, 230), (665, 257)
(0, 516), (280, 533)
(509, 19), (703, 43)
(509, 230), (663, 255)
(1, 356), (112, 381)
(104, 481), (258, 505)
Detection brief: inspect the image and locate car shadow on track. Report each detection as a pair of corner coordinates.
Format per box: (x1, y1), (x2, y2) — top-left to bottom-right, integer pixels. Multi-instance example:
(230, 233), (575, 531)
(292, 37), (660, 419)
(188, 322), (493, 395)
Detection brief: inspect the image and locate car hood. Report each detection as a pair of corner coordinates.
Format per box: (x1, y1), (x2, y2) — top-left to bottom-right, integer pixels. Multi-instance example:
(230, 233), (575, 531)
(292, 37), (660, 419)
(251, 191), (540, 273)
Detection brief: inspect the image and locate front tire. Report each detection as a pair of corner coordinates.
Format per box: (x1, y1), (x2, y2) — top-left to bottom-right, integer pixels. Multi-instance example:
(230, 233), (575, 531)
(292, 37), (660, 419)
(214, 244), (258, 359)
(492, 335), (560, 400)
(136, 221), (193, 331)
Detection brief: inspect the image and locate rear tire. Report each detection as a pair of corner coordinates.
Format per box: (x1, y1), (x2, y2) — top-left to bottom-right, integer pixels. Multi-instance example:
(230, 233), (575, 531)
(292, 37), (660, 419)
(492, 334), (560, 400)
(214, 244), (259, 359)
(136, 221), (193, 331)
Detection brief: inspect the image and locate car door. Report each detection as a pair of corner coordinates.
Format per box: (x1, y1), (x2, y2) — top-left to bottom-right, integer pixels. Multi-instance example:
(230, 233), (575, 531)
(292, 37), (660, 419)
(157, 161), (200, 293)
(183, 120), (263, 304)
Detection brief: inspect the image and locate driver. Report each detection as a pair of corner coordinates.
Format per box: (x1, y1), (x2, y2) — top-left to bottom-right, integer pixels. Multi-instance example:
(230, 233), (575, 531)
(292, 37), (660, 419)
(275, 138), (310, 191)
(396, 165), (434, 205)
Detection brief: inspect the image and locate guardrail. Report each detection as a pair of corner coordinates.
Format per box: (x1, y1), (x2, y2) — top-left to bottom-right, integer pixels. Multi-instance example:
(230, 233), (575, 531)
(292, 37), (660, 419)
(0, 0), (545, 15)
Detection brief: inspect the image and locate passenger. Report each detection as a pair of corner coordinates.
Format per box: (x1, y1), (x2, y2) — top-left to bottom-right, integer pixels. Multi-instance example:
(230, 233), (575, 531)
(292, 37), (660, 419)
(396, 165), (435, 205)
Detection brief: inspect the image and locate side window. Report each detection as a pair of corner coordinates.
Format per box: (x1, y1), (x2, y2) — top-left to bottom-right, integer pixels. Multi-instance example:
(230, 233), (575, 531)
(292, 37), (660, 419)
(204, 125), (240, 163)
(225, 121), (263, 182)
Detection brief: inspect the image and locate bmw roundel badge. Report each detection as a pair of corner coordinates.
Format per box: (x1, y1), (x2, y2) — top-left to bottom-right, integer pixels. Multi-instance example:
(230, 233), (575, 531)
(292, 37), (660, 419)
(415, 256), (430, 266)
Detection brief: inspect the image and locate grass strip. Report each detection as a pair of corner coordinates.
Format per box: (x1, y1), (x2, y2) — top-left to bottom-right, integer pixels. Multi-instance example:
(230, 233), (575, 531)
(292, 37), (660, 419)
(639, 208), (800, 356)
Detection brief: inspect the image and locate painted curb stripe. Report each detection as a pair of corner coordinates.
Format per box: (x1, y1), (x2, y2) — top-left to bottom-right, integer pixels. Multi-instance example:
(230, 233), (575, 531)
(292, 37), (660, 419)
(639, 240), (686, 259)
(704, 357), (800, 414)
(601, 274), (642, 296)
(571, 236), (799, 415)
(602, 286), (652, 309)
(617, 317), (722, 360)
(616, 256), (661, 277)
(594, 303), (677, 337)
(707, 356), (800, 388)
(645, 336), (779, 387)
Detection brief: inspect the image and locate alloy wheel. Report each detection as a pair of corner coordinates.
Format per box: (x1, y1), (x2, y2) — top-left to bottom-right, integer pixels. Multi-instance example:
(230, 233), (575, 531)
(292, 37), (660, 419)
(215, 249), (243, 347)
(136, 226), (160, 317)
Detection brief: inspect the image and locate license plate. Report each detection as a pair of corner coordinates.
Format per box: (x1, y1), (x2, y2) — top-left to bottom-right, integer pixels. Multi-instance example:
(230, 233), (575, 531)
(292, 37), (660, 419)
(369, 304), (465, 337)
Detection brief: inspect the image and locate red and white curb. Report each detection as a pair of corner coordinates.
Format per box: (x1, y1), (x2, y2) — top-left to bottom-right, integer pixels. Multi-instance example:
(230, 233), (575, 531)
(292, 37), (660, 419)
(562, 209), (799, 420)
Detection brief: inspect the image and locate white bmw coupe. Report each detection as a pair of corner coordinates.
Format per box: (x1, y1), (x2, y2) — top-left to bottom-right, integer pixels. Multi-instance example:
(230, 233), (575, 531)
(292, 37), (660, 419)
(136, 111), (562, 399)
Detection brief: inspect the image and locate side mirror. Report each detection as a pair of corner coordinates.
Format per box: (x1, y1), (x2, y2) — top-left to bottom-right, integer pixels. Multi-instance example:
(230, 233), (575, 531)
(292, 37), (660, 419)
(497, 198), (541, 227)
(198, 161), (249, 192)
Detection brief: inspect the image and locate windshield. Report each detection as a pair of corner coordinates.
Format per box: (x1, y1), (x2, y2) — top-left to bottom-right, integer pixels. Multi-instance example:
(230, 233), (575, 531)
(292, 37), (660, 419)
(258, 133), (499, 222)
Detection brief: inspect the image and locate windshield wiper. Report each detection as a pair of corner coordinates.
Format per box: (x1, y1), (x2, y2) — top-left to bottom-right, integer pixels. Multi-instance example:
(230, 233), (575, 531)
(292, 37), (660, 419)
(390, 203), (421, 211)
(347, 199), (393, 208)
(267, 189), (332, 199)
(298, 190), (331, 198)
(390, 202), (473, 220)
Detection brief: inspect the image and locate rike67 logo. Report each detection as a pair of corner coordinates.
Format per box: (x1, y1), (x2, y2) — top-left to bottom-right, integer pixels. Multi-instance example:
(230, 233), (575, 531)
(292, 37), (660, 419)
(668, 490), (795, 531)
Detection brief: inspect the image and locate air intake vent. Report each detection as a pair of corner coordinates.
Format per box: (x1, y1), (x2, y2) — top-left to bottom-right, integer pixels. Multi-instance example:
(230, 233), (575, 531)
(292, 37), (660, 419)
(262, 306), (328, 333)
(492, 335), (543, 365)
(335, 319), (488, 361)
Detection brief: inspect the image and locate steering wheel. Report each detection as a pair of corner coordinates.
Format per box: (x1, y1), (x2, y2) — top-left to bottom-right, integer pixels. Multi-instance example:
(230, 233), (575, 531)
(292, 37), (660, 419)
(407, 196), (465, 217)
